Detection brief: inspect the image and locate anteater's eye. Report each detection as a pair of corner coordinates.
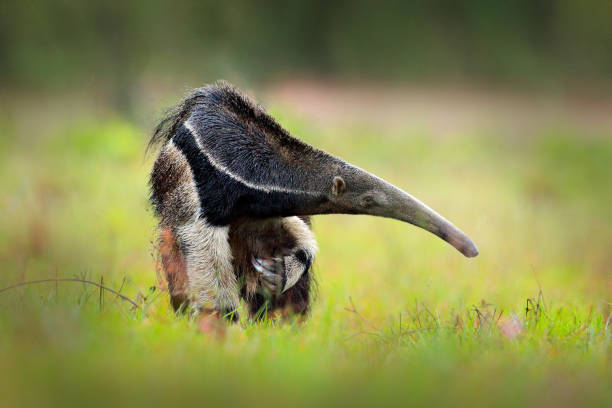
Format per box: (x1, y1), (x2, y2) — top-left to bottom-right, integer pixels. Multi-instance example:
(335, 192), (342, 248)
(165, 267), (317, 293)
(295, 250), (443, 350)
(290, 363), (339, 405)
(360, 195), (376, 208)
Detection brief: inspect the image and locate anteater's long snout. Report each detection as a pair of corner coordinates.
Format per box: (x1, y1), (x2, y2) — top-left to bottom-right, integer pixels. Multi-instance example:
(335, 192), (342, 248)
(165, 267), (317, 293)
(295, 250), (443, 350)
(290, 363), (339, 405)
(380, 186), (479, 258)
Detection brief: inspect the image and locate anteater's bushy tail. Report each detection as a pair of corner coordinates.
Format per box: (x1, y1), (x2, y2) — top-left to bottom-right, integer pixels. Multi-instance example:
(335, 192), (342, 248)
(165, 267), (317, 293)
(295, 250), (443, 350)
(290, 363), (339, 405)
(146, 80), (261, 154)
(146, 91), (202, 154)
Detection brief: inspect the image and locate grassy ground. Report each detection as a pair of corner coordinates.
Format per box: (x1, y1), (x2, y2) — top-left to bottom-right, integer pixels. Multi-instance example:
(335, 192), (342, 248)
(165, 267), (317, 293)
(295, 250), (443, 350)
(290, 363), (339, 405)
(0, 87), (611, 407)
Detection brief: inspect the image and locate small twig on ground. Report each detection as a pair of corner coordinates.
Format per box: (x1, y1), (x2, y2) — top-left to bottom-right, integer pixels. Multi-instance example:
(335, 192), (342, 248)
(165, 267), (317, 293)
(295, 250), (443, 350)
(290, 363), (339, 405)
(118, 277), (127, 294)
(99, 275), (104, 311)
(0, 278), (141, 310)
(55, 267), (59, 304)
(344, 296), (379, 331)
(343, 330), (384, 342)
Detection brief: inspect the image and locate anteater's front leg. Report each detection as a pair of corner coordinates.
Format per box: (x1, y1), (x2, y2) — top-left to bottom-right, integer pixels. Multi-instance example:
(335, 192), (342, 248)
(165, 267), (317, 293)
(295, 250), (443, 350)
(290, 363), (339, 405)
(238, 216), (317, 319)
(250, 254), (314, 319)
(250, 248), (314, 296)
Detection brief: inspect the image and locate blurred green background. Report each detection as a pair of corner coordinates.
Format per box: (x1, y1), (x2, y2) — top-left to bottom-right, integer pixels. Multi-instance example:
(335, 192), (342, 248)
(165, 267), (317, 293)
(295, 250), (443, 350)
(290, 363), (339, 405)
(1, 1), (611, 407)
(3, 1), (612, 109)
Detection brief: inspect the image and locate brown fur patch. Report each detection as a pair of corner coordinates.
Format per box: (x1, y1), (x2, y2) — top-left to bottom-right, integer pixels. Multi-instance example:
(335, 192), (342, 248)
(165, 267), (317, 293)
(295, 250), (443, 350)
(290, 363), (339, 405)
(159, 227), (189, 311)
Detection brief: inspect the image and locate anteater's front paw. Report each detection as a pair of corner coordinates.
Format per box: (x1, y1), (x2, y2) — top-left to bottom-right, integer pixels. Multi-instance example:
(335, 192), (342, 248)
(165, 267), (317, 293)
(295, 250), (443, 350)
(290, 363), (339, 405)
(251, 255), (285, 295)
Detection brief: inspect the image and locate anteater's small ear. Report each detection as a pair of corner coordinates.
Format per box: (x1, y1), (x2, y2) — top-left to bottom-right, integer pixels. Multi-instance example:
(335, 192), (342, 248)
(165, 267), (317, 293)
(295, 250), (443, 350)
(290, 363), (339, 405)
(332, 176), (346, 196)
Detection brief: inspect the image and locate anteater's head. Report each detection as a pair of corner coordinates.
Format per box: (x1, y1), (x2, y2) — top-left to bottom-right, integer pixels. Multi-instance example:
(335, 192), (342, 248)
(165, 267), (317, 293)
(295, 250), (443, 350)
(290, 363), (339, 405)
(150, 81), (479, 258)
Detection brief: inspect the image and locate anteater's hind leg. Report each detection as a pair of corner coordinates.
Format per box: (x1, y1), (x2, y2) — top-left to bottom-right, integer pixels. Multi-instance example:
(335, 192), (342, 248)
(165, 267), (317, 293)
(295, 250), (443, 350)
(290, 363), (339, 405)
(159, 227), (189, 311)
(159, 222), (240, 322)
(175, 219), (240, 319)
(152, 140), (240, 320)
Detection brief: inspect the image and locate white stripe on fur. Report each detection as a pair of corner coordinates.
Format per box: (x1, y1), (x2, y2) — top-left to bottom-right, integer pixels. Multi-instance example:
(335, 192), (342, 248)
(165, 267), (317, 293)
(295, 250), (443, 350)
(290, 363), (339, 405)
(184, 119), (317, 196)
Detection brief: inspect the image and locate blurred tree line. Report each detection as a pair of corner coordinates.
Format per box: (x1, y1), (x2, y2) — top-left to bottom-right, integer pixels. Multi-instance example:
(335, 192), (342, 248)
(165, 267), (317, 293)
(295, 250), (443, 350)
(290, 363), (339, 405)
(2, 0), (610, 103)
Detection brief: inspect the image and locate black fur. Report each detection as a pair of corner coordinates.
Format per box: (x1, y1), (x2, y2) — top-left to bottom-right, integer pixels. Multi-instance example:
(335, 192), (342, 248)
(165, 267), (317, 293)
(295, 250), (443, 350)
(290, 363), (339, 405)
(148, 81), (315, 161)
(148, 81), (357, 218)
(169, 124), (328, 226)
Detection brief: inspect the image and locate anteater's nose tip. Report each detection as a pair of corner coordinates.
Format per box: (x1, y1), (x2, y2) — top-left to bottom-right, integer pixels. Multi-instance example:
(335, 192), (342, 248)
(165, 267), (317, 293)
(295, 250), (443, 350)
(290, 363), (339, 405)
(445, 229), (479, 258)
(462, 241), (479, 258)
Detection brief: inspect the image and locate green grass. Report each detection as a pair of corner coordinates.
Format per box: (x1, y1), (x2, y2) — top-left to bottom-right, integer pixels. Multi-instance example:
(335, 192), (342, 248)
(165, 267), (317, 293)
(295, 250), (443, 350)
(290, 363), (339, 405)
(0, 103), (611, 407)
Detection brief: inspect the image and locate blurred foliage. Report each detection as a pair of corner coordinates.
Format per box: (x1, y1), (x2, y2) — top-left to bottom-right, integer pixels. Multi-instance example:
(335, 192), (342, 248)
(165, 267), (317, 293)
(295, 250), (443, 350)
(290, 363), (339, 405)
(2, 0), (611, 99)
(50, 119), (140, 160)
(530, 136), (612, 205)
